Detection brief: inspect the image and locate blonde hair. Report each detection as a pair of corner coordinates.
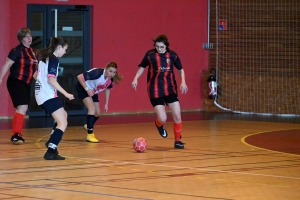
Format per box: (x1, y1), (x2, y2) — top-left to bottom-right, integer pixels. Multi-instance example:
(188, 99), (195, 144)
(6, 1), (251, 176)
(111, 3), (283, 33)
(105, 62), (123, 84)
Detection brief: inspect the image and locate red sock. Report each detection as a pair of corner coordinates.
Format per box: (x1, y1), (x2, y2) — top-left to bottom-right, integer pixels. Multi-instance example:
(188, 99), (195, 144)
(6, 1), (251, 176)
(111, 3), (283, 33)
(174, 122), (182, 141)
(12, 113), (25, 135)
(155, 118), (164, 127)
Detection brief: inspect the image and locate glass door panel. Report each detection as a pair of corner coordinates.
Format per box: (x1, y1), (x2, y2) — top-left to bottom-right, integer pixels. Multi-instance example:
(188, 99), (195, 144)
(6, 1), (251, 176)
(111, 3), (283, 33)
(27, 5), (91, 116)
(28, 10), (45, 114)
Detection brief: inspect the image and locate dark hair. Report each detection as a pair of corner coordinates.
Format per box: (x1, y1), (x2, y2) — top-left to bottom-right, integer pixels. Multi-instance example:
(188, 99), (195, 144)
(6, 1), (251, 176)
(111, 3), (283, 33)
(17, 28), (32, 43)
(105, 62), (123, 84)
(152, 34), (169, 47)
(37, 37), (68, 63)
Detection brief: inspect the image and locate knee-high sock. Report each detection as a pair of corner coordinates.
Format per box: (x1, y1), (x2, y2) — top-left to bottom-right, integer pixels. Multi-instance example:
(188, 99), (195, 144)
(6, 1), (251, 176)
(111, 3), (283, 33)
(93, 116), (99, 125)
(12, 112), (25, 135)
(47, 128), (63, 152)
(46, 121), (57, 145)
(174, 122), (182, 141)
(86, 115), (94, 134)
(155, 118), (164, 127)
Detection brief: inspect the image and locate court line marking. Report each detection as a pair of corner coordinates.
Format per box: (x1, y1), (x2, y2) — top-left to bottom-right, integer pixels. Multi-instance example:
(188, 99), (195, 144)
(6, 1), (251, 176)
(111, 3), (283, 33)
(0, 182), (152, 200)
(2, 155), (299, 181)
(67, 157), (300, 180)
(241, 128), (300, 157)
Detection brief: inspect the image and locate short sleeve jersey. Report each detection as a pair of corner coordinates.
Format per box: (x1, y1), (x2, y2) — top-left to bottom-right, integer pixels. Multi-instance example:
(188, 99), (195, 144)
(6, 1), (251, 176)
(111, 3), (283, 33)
(80, 68), (113, 94)
(35, 56), (59, 105)
(138, 48), (183, 99)
(8, 43), (38, 84)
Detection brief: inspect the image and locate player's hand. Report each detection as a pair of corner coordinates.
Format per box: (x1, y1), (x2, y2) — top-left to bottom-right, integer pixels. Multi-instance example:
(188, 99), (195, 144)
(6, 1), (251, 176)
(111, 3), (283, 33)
(86, 89), (95, 97)
(132, 79), (138, 90)
(180, 83), (188, 94)
(66, 93), (75, 100)
(33, 71), (38, 80)
(104, 104), (108, 112)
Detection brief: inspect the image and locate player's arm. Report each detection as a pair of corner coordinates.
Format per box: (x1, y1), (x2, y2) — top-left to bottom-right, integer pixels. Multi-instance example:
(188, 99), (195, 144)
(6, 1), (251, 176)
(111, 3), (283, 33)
(173, 54), (188, 94)
(179, 69), (188, 94)
(132, 67), (145, 90)
(32, 62), (39, 80)
(77, 73), (87, 89)
(48, 76), (74, 100)
(0, 58), (14, 84)
(33, 70), (38, 80)
(77, 74), (94, 97)
(47, 57), (74, 100)
(104, 89), (110, 112)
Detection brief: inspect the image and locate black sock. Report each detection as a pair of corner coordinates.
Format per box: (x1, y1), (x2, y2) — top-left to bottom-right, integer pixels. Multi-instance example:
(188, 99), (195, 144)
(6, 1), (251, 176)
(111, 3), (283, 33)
(93, 116), (99, 125)
(86, 115), (94, 134)
(50, 128), (64, 146)
(46, 121), (58, 145)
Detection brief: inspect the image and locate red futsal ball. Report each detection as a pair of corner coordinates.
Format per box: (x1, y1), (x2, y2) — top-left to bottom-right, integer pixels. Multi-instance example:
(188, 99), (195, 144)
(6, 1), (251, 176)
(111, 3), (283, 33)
(133, 137), (148, 152)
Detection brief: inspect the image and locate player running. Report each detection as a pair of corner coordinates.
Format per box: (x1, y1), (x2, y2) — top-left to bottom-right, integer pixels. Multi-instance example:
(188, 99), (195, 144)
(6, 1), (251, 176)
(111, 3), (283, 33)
(132, 34), (188, 149)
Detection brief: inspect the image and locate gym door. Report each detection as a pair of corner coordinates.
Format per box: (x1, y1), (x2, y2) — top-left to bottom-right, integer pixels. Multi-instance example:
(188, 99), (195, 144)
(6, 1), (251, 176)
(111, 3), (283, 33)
(27, 4), (91, 116)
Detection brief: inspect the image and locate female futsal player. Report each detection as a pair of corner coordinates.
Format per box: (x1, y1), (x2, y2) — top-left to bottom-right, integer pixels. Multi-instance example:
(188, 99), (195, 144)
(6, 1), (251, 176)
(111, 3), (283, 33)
(132, 34), (188, 149)
(76, 62), (123, 143)
(0, 28), (38, 144)
(35, 37), (74, 160)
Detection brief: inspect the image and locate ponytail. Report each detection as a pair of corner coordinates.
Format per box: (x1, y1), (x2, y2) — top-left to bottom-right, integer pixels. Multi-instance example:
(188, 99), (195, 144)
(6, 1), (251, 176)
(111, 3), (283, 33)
(37, 37), (67, 63)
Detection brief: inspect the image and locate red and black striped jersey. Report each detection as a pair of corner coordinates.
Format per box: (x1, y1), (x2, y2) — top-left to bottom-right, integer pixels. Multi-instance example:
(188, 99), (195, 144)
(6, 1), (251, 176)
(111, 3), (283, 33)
(138, 48), (183, 99)
(8, 43), (38, 84)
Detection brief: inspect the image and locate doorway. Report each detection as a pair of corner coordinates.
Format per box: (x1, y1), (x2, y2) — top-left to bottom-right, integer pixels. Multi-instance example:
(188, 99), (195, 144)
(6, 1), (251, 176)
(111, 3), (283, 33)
(27, 4), (91, 116)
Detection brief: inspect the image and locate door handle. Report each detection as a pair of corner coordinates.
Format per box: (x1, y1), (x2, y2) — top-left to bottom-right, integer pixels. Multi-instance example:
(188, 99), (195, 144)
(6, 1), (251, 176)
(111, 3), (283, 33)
(52, 9), (57, 37)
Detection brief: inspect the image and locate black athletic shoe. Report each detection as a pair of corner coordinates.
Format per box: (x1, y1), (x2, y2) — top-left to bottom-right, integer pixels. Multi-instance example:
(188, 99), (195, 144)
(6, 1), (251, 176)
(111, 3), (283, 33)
(155, 122), (168, 138)
(11, 133), (25, 145)
(45, 142), (59, 155)
(174, 141), (185, 149)
(43, 152), (65, 160)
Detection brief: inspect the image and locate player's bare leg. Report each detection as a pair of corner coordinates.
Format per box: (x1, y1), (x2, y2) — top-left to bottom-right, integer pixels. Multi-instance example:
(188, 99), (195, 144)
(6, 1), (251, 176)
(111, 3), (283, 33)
(154, 105), (168, 138)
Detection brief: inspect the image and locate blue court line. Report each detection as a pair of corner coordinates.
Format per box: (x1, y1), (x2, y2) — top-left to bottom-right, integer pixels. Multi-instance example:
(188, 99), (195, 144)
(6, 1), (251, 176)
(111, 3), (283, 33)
(0, 182), (153, 200)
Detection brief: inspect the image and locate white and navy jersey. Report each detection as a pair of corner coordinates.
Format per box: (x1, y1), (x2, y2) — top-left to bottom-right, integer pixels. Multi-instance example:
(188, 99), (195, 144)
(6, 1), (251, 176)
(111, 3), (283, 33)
(80, 68), (113, 94)
(35, 56), (59, 105)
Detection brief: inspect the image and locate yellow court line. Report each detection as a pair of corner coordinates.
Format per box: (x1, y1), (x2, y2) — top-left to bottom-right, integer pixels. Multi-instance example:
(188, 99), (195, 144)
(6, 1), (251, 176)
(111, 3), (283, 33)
(241, 128), (300, 157)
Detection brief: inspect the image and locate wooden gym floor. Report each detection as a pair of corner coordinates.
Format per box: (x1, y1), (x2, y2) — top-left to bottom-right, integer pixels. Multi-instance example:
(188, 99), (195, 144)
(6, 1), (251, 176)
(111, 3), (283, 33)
(0, 111), (300, 200)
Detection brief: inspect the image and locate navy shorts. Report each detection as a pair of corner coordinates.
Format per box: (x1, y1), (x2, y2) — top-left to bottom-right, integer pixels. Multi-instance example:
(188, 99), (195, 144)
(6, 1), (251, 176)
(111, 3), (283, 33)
(75, 82), (99, 102)
(150, 94), (179, 107)
(7, 77), (31, 108)
(40, 97), (63, 114)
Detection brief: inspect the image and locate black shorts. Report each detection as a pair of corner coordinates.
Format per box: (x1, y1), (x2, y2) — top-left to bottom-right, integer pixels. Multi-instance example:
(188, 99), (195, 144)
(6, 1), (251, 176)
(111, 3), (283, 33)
(75, 82), (99, 102)
(40, 97), (63, 114)
(7, 77), (31, 108)
(150, 94), (179, 107)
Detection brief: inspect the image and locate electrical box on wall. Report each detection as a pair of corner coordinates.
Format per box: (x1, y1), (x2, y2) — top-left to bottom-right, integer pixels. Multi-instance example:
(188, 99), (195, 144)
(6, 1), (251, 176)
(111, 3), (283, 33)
(218, 19), (227, 30)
